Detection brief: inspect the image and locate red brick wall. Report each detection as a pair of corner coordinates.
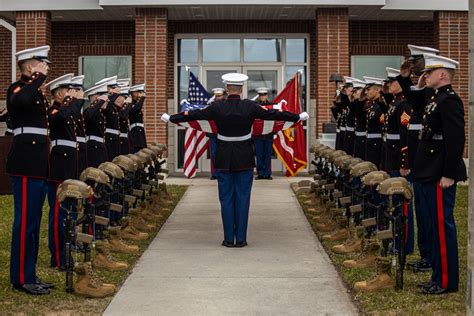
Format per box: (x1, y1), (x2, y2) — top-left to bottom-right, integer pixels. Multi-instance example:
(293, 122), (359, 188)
(0, 24), (13, 101)
(135, 8), (168, 146)
(316, 8), (349, 136)
(434, 11), (469, 153)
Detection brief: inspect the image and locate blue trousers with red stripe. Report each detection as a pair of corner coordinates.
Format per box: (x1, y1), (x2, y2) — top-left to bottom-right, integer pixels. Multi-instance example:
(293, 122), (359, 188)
(10, 176), (47, 285)
(47, 181), (67, 268)
(255, 138), (273, 178)
(420, 182), (458, 290)
(217, 170), (253, 243)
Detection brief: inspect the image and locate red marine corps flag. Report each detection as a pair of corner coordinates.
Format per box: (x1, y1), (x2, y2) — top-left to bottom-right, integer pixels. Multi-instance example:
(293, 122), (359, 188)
(272, 72), (307, 176)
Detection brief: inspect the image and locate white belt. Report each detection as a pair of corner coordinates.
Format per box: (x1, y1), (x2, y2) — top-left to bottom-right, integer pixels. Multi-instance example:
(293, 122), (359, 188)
(87, 135), (104, 143)
(432, 134), (443, 140)
(51, 139), (77, 149)
(76, 136), (86, 143)
(105, 128), (120, 135)
(340, 127), (346, 131)
(130, 123), (144, 129)
(6, 128), (13, 133)
(336, 128), (340, 133)
(385, 134), (400, 140)
(346, 126), (355, 132)
(13, 127), (47, 136)
(217, 133), (252, 142)
(367, 133), (382, 139)
(120, 133), (128, 138)
(355, 131), (367, 137)
(408, 124), (422, 131)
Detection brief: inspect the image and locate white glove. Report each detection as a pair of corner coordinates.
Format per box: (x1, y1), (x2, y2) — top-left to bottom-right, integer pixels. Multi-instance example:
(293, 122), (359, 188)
(180, 99), (190, 106)
(273, 100), (287, 110)
(161, 113), (170, 123)
(299, 112), (309, 121)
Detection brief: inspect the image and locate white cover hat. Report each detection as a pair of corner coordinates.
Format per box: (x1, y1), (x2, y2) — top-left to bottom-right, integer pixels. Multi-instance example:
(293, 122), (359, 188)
(120, 86), (130, 95)
(95, 75), (118, 87)
(408, 45), (439, 56)
(256, 87), (269, 94)
(45, 73), (74, 91)
(352, 78), (367, 88)
(423, 53), (459, 71)
(343, 76), (356, 85)
(117, 78), (131, 88)
(15, 45), (51, 63)
(385, 67), (401, 80)
(222, 73), (248, 86)
(212, 87), (225, 95)
(84, 82), (108, 97)
(363, 76), (385, 86)
(70, 75), (85, 87)
(130, 84), (145, 92)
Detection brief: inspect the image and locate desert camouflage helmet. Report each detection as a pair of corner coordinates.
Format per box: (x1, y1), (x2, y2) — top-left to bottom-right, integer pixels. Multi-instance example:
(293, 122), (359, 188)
(112, 155), (138, 173)
(80, 167), (111, 186)
(377, 177), (414, 200)
(362, 171), (390, 187)
(98, 162), (125, 179)
(56, 179), (93, 203)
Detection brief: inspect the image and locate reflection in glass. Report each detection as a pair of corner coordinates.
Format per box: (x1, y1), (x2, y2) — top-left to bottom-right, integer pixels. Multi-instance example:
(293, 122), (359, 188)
(178, 39), (198, 63)
(246, 70), (278, 101)
(286, 39), (306, 63)
(352, 56), (403, 79)
(244, 39), (281, 62)
(285, 66), (307, 112)
(206, 70), (235, 92)
(82, 56), (130, 90)
(202, 39), (240, 62)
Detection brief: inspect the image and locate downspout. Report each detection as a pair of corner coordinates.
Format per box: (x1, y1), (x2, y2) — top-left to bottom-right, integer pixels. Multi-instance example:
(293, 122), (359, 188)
(0, 18), (16, 83)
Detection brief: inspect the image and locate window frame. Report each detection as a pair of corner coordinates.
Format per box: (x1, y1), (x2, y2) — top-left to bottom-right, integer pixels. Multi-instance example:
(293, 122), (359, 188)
(78, 55), (133, 89)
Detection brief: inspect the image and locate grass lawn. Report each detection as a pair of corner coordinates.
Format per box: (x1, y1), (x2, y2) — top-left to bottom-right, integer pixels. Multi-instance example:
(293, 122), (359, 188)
(0, 185), (187, 315)
(296, 185), (468, 315)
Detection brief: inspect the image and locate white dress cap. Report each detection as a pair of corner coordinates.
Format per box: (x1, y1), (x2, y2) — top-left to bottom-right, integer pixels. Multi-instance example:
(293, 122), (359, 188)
(130, 84), (146, 92)
(117, 78), (131, 88)
(120, 86), (130, 95)
(352, 78), (367, 89)
(95, 75), (118, 87)
(363, 76), (385, 86)
(343, 76), (356, 85)
(84, 82), (109, 97)
(222, 73), (248, 86)
(70, 75), (85, 87)
(257, 87), (269, 94)
(423, 53), (459, 71)
(385, 68), (401, 80)
(212, 87), (225, 95)
(408, 45), (439, 56)
(15, 45), (51, 63)
(45, 73), (74, 91)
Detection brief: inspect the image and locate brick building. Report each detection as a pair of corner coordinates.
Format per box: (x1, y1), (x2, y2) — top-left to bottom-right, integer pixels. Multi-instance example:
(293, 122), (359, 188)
(0, 1), (469, 174)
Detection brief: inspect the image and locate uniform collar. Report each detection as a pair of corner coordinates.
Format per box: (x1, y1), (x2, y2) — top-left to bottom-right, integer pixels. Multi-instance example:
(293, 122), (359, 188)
(435, 84), (453, 95)
(227, 95), (241, 100)
(20, 73), (34, 82)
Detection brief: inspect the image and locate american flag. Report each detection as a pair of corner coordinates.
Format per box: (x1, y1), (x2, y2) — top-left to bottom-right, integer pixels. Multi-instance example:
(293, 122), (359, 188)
(181, 72), (212, 178)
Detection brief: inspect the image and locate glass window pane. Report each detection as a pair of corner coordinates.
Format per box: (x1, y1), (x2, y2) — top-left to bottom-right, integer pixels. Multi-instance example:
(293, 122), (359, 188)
(285, 66), (307, 112)
(178, 39), (198, 63)
(246, 70), (278, 101)
(244, 39), (281, 62)
(286, 39), (306, 63)
(352, 56), (403, 79)
(202, 39), (240, 62)
(206, 70), (235, 92)
(81, 56), (130, 90)
(177, 66), (199, 110)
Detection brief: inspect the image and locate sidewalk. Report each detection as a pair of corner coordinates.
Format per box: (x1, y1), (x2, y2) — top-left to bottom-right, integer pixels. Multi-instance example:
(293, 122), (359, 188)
(104, 176), (357, 315)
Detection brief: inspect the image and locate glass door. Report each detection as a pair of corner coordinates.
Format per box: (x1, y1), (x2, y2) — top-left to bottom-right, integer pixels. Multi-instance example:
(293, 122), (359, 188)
(243, 66), (283, 172)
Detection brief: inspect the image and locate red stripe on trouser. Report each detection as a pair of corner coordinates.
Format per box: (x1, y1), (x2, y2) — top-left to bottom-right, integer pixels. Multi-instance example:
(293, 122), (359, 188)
(403, 201), (408, 244)
(20, 176), (28, 284)
(54, 184), (61, 267)
(436, 183), (449, 289)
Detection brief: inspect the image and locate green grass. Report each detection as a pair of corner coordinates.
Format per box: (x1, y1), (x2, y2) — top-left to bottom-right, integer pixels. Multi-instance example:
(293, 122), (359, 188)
(0, 185), (188, 315)
(297, 186), (468, 315)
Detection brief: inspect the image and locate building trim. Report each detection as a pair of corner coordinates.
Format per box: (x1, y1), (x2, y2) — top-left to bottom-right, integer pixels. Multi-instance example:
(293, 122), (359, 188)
(0, 18), (15, 83)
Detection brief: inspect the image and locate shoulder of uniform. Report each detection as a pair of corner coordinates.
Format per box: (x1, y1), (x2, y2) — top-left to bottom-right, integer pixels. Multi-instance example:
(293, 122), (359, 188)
(8, 81), (24, 94)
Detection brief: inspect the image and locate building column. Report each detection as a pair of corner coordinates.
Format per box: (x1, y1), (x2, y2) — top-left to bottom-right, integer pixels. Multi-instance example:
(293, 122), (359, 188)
(15, 11), (51, 82)
(315, 8), (349, 137)
(135, 8), (168, 146)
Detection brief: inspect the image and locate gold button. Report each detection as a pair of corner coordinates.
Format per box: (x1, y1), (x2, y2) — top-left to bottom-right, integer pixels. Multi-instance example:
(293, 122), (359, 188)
(36, 101), (40, 104)
(430, 149), (434, 153)
(32, 141), (36, 145)
(64, 153), (67, 157)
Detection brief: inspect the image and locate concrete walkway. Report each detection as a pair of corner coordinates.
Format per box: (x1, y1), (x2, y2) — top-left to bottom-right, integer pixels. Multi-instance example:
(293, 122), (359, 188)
(104, 177), (357, 316)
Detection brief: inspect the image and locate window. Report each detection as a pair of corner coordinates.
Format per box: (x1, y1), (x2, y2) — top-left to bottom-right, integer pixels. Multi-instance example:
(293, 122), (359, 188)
(178, 39), (198, 63)
(286, 39), (306, 63)
(244, 39), (281, 62)
(79, 56), (132, 90)
(202, 39), (240, 62)
(351, 56), (404, 80)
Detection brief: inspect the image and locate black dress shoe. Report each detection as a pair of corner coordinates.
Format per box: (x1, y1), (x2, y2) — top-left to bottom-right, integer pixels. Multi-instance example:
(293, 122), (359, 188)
(422, 284), (458, 295)
(222, 240), (234, 248)
(264, 176), (273, 180)
(13, 284), (50, 295)
(36, 278), (55, 290)
(210, 176), (217, 180)
(235, 241), (248, 248)
(413, 259), (432, 273)
(255, 176), (264, 180)
(418, 281), (436, 289)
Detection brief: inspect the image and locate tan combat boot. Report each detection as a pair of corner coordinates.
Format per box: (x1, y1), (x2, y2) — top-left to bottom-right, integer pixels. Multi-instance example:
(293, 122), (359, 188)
(131, 215), (156, 231)
(121, 218), (149, 241)
(306, 207), (324, 215)
(322, 215), (349, 241)
(343, 239), (380, 268)
(108, 227), (139, 254)
(332, 226), (364, 254)
(353, 257), (394, 291)
(74, 262), (116, 298)
(141, 209), (160, 222)
(314, 220), (337, 232)
(92, 240), (129, 271)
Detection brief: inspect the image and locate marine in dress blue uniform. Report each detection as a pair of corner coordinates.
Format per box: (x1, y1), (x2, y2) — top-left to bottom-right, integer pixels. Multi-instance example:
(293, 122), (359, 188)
(343, 78), (365, 156)
(6, 45), (53, 295)
(331, 79), (351, 151)
(164, 73), (307, 247)
(129, 84), (147, 153)
(117, 85), (132, 155)
(363, 77), (386, 167)
(253, 87), (274, 180)
(44, 73), (79, 269)
(397, 44), (440, 272)
(413, 54), (467, 294)
(382, 67), (414, 255)
(69, 75), (88, 176)
(83, 83), (108, 167)
(208, 88), (226, 180)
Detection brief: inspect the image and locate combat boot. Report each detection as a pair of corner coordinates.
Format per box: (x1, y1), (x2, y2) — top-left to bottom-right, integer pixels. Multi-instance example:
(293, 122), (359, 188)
(306, 207), (324, 215)
(343, 239), (380, 268)
(332, 226), (364, 254)
(131, 215), (156, 231)
(74, 262), (116, 298)
(323, 215), (349, 241)
(108, 227), (139, 254)
(353, 257), (393, 291)
(92, 240), (129, 271)
(121, 218), (149, 241)
(314, 220), (337, 232)
(141, 209), (160, 222)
